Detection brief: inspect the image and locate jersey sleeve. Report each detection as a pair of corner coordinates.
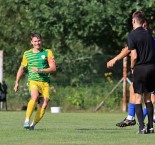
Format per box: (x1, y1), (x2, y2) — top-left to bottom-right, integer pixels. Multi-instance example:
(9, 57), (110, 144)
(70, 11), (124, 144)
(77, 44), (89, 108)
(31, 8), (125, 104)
(47, 49), (54, 59)
(21, 53), (28, 67)
(47, 49), (55, 64)
(128, 33), (136, 50)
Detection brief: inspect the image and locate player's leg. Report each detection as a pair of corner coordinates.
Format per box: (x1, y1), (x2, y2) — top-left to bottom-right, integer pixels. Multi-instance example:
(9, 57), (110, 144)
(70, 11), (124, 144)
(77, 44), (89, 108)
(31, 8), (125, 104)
(24, 90), (39, 129)
(24, 81), (39, 129)
(144, 93), (154, 133)
(30, 82), (50, 130)
(142, 91), (155, 121)
(116, 84), (136, 127)
(135, 93), (146, 134)
(151, 91), (155, 122)
(127, 84), (136, 120)
(30, 97), (49, 130)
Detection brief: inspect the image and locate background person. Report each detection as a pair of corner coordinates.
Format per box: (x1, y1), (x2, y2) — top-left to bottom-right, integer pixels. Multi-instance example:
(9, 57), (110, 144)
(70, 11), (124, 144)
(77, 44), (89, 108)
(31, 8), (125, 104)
(1, 80), (8, 100)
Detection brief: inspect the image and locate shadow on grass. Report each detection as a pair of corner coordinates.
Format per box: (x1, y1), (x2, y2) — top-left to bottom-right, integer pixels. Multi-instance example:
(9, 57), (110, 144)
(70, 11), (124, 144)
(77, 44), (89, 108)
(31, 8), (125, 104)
(23, 128), (51, 132)
(75, 128), (132, 131)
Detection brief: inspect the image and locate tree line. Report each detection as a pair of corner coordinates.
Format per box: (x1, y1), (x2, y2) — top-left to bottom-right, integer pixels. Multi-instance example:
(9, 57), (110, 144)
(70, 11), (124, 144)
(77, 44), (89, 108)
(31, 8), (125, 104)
(0, 0), (155, 85)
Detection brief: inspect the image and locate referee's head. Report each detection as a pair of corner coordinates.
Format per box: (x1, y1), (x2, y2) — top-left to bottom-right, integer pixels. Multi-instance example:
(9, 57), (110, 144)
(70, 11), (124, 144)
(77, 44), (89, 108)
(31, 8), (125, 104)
(132, 11), (146, 29)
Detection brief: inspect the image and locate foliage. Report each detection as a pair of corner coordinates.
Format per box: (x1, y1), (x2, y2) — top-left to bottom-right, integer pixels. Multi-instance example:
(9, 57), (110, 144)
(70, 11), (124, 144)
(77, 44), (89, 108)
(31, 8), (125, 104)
(6, 75), (125, 111)
(1, 0), (155, 83)
(49, 73), (126, 111)
(1, 0), (155, 110)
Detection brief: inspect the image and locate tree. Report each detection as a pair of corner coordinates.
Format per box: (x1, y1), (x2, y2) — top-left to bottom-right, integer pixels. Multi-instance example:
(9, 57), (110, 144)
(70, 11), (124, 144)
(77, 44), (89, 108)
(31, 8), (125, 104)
(0, 0), (155, 85)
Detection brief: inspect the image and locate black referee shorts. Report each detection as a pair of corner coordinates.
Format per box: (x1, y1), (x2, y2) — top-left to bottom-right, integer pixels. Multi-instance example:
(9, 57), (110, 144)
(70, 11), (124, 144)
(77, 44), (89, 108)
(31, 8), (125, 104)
(133, 64), (155, 94)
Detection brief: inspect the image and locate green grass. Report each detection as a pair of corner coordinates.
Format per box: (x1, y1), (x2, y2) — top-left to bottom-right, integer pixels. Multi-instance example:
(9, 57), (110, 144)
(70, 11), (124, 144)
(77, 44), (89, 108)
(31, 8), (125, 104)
(0, 111), (154, 145)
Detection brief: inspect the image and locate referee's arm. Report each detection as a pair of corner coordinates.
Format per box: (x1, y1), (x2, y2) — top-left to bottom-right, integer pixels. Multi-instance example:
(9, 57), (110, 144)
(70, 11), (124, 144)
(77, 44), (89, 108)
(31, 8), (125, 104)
(130, 49), (137, 69)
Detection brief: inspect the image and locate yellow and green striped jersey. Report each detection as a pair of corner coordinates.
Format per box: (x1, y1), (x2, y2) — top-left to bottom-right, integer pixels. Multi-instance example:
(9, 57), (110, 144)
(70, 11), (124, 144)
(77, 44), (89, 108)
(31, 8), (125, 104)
(21, 48), (54, 83)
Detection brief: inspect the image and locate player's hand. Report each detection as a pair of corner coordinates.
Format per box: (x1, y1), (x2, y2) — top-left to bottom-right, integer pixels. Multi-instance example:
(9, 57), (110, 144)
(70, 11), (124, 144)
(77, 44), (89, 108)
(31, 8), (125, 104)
(14, 83), (19, 92)
(32, 67), (40, 73)
(107, 58), (117, 68)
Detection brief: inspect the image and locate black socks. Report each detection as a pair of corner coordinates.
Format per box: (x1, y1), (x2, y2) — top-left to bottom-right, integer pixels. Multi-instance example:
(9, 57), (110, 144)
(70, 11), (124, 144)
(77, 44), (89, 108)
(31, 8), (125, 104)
(135, 104), (144, 130)
(145, 102), (154, 128)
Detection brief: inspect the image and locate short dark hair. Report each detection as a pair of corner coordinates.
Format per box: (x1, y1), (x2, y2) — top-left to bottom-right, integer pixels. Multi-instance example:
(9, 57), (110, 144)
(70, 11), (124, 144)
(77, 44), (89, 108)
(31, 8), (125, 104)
(132, 11), (145, 25)
(30, 33), (42, 40)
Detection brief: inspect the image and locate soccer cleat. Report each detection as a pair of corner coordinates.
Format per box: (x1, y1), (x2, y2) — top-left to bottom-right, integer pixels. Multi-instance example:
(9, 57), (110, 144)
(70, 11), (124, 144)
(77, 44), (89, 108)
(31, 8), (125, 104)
(29, 126), (34, 130)
(147, 124), (154, 134)
(24, 121), (30, 129)
(147, 128), (154, 134)
(137, 128), (147, 134)
(116, 118), (136, 127)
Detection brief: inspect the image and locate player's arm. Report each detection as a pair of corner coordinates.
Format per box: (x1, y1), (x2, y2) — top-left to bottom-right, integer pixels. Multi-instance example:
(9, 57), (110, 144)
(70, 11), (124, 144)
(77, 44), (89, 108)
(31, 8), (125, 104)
(130, 49), (137, 72)
(107, 46), (130, 68)
(14, 66), (24, 92)
(42, 58), (56, 73)
(32, 58), (56, 73)
(32, 50), (56, 73)
(14, 53), (27, 92)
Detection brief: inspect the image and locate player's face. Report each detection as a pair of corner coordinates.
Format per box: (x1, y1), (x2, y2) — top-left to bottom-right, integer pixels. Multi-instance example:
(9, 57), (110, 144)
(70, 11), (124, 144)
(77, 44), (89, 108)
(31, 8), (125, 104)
(31, 37), (42, 50)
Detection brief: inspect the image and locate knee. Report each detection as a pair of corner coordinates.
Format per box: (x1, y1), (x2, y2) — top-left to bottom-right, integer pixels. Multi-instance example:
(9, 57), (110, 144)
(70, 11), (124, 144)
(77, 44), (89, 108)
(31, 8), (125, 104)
(31, 97), (38, 102)
(135, 94), (142, 104)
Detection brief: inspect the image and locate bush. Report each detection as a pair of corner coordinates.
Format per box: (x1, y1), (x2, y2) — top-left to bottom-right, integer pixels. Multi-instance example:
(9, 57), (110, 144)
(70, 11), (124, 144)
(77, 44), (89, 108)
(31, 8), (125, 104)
(50, 80), (126, 112)
(4, 75), (129, 112)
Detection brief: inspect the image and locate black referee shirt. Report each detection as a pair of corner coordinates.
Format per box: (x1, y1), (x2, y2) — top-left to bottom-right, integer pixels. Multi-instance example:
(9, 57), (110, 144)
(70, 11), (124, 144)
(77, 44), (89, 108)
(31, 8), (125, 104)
(128, 27), (155, 66)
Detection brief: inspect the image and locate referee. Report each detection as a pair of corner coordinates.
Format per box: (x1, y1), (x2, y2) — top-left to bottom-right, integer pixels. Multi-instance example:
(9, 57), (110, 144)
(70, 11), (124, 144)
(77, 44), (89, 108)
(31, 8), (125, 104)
(128, 11), (155, 134)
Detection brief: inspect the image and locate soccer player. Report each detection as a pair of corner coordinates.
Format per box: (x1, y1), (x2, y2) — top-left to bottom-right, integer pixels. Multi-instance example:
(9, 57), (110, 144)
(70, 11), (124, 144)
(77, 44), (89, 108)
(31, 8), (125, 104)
(128, 11), (155, 134)
(107, 19), (155, 128)
(14, 33), (56, 130)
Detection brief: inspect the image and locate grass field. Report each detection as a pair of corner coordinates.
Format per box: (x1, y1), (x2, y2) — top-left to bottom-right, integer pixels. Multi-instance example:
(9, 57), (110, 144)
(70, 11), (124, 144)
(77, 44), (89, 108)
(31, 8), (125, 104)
(0, 111), (155, 145)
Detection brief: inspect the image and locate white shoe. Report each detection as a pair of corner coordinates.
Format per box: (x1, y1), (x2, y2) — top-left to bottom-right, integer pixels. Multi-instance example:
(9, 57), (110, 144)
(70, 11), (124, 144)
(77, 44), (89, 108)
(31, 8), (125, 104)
(24, 121), (30, 129)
